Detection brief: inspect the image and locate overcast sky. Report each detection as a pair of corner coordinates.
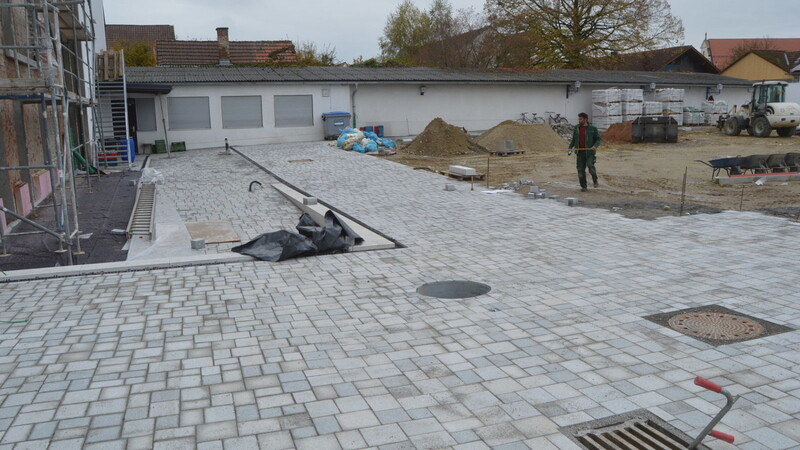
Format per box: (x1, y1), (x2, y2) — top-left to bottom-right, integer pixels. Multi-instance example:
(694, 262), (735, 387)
(102, 0), (800, 64)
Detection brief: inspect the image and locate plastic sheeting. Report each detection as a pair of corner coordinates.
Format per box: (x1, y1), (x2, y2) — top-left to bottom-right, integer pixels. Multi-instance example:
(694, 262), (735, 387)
(232, 210), (363, 262)
(230, 230), (318, 262)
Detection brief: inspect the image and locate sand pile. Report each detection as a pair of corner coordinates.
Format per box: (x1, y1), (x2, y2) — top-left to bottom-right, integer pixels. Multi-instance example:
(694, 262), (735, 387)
(476, 121), (567, 153)
(602, 121), (633, 144)
(401, 118), (488, 156)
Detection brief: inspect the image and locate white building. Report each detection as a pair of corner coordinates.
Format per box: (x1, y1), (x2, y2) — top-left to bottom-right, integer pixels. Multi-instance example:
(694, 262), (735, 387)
(125, 67), (753, 150)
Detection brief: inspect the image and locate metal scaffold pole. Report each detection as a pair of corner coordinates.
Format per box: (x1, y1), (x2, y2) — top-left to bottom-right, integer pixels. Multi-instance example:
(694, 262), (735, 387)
(0, 0), (97, 264)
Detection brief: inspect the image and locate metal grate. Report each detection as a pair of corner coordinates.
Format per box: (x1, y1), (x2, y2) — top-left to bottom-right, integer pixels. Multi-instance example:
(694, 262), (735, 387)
(562, 410), (706, 450)
(575, 418), (688, 449)
(126, 183), (156, 239)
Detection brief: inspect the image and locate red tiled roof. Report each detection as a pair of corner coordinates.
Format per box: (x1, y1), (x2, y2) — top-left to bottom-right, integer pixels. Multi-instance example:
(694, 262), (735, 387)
(156, 40), (297, 66)
(707, 38), (800, 70)
(106, 25), (175, 44)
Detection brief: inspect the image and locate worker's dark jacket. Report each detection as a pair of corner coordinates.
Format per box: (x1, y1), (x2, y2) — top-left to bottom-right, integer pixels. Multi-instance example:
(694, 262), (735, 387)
(569, 124), (601, 149)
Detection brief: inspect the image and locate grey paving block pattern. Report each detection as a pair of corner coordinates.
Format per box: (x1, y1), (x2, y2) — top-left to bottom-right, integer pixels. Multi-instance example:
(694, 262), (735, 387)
(1, 142), (799, 448)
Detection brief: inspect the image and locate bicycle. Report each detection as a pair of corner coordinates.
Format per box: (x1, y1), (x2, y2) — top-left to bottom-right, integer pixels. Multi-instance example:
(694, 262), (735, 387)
(545, 111), (570, 125)
(517, 112), (546, 124)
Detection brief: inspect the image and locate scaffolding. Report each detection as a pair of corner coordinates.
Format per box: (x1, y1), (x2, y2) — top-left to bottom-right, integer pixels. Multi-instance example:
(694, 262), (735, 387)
(0, 0), (98, 264)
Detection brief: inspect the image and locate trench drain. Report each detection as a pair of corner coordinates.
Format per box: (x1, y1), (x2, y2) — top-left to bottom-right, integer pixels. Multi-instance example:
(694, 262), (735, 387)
(126, 183), (156, 239)
(562, 409), (707, 450)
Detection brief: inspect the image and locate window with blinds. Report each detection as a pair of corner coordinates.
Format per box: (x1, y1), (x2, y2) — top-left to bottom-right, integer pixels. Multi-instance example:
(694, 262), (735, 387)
(222, 96), (263, 129)
(274, 95), (313, 127)
(167, 97), (211, 130)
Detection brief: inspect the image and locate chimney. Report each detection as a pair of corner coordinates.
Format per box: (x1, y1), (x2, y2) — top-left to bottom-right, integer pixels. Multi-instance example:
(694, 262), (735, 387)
(217, 27), (231, 66)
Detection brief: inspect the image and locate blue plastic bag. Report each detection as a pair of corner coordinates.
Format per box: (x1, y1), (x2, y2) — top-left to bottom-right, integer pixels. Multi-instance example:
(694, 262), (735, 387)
(352, 143), (366, 153)
(377, 138), (396, 149)
(364, 131), (379, 141)
(364, 140), (378, 152)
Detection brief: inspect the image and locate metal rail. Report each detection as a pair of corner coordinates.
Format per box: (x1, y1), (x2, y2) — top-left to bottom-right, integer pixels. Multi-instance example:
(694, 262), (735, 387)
(0, 0), (97, 263)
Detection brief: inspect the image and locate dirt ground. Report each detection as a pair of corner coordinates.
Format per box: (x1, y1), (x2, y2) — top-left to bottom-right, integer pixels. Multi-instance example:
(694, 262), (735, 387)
(383, 128), (800, 220)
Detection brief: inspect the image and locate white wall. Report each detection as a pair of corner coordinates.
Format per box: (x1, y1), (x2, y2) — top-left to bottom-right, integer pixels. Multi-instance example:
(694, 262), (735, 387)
(786, 80), (800, 105)
(355, 84), (571, 136)
(135, 81), (754, 149)
(135, 84), (351, 149)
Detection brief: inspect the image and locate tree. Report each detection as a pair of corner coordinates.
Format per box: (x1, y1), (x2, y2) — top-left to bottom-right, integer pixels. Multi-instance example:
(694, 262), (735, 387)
(294, 41), (337, 66)
(487, 0), (684, 69)
(111, 40), (155, 67)
(379, 0), (492, 68)
(379, 0), (433, 64)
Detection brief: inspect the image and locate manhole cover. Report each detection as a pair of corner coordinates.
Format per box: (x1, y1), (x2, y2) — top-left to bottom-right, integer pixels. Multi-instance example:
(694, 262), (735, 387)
(416, 280), (491, 299)
(645, 305), (793, 346)
(667, 312), (765, 340)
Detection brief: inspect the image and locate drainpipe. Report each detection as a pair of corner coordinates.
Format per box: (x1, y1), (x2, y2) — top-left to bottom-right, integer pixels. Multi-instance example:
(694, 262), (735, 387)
(158, 94), (171, 158)
(350, 83), (358, 128)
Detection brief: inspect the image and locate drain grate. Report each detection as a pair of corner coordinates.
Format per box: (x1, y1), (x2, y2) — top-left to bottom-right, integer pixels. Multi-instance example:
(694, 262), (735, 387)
(645, 305), (792, 346)
(126, 183), (156, 239)
(562, 410), (706, 450)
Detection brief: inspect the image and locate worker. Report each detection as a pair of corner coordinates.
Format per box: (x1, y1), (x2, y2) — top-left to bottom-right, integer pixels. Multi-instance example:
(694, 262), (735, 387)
(568, 112), (601, 192)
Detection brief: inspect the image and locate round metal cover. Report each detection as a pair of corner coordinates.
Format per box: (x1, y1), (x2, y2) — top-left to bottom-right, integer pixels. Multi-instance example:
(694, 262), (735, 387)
(667, 311), (765, 340)
(416, 280), (491, 299)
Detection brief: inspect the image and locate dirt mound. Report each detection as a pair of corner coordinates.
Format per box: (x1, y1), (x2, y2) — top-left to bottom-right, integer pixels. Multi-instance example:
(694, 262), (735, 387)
(401, 118), (488, 156)
(602, 121), (633, 144)
(477, 121), (567, 153)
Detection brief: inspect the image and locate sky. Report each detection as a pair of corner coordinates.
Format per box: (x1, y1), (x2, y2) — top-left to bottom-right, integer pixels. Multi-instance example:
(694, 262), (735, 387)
(102, 0), (800, 64)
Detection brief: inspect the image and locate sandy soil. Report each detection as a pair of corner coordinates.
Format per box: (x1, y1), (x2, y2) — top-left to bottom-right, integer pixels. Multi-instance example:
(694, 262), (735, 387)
(382, 128), (800, 220)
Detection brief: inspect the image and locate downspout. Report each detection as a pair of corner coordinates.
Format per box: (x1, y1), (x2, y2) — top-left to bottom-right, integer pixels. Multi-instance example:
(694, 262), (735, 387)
(350, 83), (358, 128)
(158, 94), (171, 158)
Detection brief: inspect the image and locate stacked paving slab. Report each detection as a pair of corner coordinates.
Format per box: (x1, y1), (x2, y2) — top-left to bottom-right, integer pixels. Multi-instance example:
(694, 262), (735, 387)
(592, 89), (622, 130)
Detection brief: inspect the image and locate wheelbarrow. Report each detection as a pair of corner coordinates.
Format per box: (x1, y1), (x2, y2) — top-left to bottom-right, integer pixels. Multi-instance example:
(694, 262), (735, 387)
(695, 157), (742, 180)
(689, 376), (738, 449)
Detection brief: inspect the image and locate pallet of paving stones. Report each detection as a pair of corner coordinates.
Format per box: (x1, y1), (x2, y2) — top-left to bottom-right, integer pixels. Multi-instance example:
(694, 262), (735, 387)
(437, 170), (485, 180)
(489, 150), (526, 157)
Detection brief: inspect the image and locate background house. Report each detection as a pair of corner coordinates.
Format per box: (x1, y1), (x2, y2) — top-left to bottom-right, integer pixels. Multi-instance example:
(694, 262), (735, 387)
(156, 28), (296, 66)
(701, 38), (800, 71)
(106, 24), (175, 49)
(722, 50), (800, 81)
(601, 46), (719, 74)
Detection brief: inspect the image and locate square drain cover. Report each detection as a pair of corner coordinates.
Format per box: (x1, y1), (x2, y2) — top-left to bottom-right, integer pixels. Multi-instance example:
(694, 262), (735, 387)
(561, 409), (706, 450)
(645, 304), (792, 346)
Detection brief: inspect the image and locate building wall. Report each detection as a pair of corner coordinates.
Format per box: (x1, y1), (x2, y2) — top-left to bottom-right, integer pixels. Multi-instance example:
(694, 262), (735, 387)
(136, 81), (753, 149)
(134, 84), (352, 149)
(722, 54), (792, 81)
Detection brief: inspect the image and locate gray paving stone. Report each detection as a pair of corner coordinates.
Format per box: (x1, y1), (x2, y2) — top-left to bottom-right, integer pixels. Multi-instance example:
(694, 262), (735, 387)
(2, 143), (800, 449)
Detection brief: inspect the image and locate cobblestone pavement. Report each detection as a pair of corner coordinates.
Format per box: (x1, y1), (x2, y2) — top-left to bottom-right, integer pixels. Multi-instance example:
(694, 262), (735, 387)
(0, 142), (798, 449)
(148, 150), (303, 253)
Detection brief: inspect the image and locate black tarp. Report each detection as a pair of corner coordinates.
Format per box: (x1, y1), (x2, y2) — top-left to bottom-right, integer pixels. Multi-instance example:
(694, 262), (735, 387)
(232, 211), (363, 262)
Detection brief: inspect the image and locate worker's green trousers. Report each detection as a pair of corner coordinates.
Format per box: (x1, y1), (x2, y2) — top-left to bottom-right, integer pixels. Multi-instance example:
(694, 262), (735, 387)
(576, 149), (598, 189)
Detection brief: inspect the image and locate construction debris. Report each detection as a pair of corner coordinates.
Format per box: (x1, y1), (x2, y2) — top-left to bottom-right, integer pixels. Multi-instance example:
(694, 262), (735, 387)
(401, 118), (488, 156)
(336, 128), (396, 153)
(476, 121), (567, 153)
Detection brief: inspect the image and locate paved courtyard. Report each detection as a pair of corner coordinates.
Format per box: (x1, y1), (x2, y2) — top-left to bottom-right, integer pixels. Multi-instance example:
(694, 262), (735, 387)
(1, 142), (799, 449)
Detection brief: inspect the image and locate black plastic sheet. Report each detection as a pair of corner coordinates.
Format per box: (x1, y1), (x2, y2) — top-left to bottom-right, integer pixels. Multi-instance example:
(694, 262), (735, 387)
(231, 230), (318, 262)
(232, 210), (363, 262)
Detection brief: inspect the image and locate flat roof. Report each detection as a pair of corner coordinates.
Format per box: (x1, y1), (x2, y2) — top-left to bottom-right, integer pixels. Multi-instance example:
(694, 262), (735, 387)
(126, 66), (753, 87)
